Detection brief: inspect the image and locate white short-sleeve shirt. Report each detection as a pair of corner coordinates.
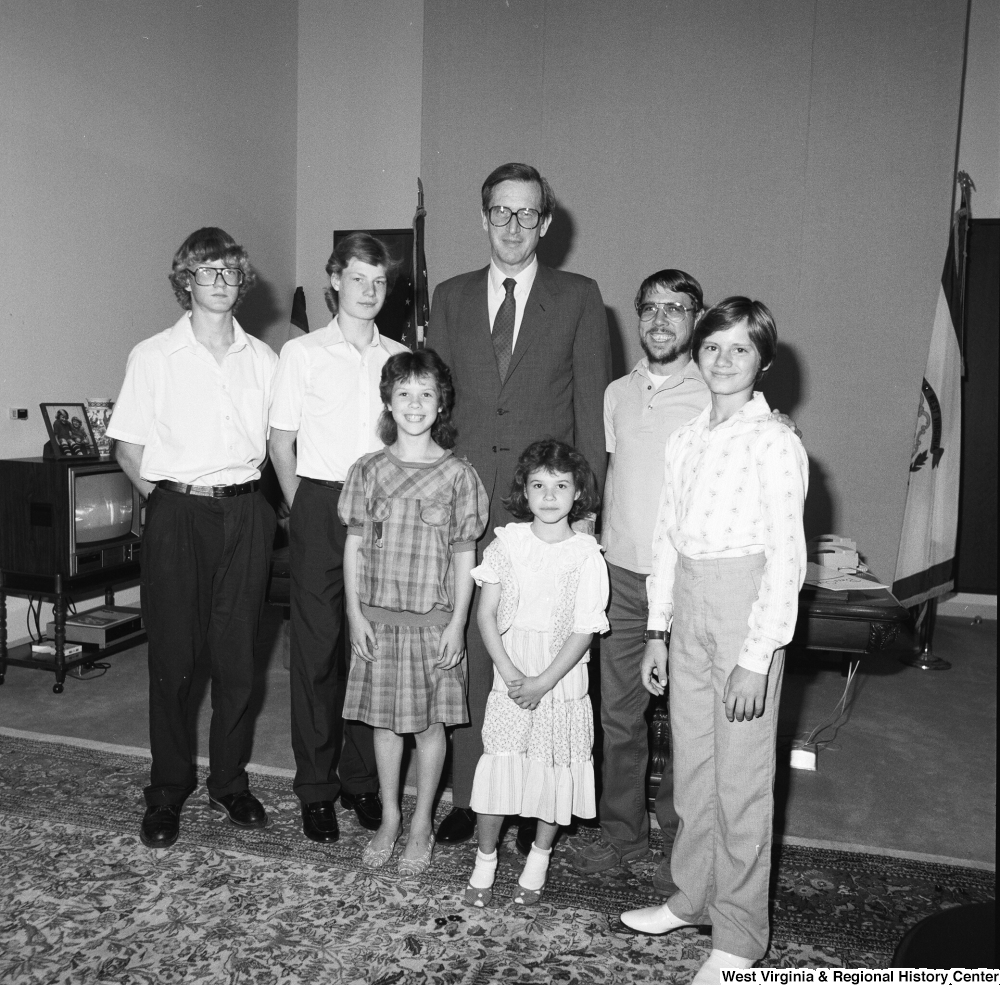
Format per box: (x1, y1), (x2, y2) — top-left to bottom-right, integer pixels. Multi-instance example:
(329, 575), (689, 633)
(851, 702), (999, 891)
(268, 318), (410, 482)
(106, 313), (278, 486)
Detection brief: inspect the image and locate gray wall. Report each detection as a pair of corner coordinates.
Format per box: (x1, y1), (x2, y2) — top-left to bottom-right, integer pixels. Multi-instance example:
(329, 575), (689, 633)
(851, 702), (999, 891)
(0, 0), (987, 592)
(420, 0), (968, 582)
(0, 0), (298, 629)
(295, 0), (424, 327)
(959, 0), (1000, 217)
(0, 0), (299, 461)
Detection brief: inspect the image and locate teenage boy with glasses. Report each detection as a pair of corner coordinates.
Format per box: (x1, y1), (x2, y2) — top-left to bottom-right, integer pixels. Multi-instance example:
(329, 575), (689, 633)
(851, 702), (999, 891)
(108, 227), (278, 849)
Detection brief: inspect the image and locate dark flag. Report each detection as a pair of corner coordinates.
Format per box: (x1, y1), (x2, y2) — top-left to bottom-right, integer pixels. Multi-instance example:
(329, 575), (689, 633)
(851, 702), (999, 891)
(290, 286), (309, 335)
(892, 175), (971, 607)
(412, 178), (429, 348)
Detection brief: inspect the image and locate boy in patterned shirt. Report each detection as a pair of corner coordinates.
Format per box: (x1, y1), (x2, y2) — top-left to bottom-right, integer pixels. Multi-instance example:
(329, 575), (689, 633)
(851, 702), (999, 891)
(621, 297), (808, 981)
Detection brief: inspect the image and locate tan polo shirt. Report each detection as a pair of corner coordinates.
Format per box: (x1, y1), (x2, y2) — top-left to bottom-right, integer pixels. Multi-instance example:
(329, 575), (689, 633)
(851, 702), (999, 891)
(600, 358), (710, 574)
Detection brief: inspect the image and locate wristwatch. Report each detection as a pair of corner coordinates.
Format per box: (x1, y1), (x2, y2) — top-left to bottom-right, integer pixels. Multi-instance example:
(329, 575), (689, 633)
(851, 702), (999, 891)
(643, 629), (667, 644)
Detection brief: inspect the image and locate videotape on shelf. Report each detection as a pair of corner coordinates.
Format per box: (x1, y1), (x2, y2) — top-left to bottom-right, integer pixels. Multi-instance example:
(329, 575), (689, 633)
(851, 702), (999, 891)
(46, 606), (144, 647)
(31, 641), (84, 660)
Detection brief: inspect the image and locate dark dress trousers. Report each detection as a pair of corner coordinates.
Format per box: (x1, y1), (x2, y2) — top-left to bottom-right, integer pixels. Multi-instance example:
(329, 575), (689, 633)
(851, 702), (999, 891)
(429, 262), (612, 806)
(142, 486), (276, 806)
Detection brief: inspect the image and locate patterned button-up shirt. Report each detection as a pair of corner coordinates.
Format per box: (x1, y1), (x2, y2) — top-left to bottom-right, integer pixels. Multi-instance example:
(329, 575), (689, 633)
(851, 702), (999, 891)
(646, 392), (808, 673)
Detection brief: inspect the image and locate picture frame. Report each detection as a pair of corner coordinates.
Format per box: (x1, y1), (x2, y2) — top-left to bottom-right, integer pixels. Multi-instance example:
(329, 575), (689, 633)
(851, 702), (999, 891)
(39, 402), (101, 459)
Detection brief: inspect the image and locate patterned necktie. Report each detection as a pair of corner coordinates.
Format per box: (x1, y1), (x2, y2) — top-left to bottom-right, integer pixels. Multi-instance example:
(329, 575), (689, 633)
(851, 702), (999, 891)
(492, 277), (517, 382)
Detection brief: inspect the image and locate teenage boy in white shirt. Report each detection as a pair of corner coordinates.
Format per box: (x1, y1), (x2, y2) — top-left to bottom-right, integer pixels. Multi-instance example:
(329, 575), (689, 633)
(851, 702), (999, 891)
(109, 227), (278, 849)
(268, 233), (408, 844)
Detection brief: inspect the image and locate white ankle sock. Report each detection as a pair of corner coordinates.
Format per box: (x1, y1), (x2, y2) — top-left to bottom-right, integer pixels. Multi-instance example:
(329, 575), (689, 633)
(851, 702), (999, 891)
(517, 843), (552, 891)
(469, 849), (497, 889)
(692, 948), (754, 985)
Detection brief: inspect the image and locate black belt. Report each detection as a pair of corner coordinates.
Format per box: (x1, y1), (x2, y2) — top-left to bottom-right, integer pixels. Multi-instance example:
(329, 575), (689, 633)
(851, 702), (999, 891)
(156, 479), (260, 498)
(302, 477), (344, 490)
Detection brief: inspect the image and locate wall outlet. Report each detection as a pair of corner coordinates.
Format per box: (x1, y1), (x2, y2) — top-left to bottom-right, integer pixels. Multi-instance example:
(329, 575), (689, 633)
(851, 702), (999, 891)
(9, 408), (28, 420)
(790, 740), (817, 771)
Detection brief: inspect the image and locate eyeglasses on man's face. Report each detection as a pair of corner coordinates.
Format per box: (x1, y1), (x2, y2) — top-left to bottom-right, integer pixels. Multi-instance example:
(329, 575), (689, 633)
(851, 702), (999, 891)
(487, 205), (542, 230)
(189, 266), (245, 287)
(636, 301), (695, 322)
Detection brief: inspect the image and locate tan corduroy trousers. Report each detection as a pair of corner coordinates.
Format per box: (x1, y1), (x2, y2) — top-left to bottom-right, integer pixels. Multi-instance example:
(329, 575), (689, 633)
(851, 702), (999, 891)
(666, 553), (785, 960)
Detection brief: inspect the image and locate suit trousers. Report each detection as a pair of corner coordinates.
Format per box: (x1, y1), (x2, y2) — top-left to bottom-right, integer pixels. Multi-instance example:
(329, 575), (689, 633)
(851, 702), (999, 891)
(666, 553), (784, 961)
(449, 489), (510, 807)
(289, 478), (377, 804)
(598, 563), (678, 852)
(141, 486), (275, 807)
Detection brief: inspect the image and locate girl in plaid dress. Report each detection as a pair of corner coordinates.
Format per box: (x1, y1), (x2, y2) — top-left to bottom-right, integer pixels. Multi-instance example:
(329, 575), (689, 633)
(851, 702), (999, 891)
(464, 440), (609, 907)
(340, 350), (488, 875)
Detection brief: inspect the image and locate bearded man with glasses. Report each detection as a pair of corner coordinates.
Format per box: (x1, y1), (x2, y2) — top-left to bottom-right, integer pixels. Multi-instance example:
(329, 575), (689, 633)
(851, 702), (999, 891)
(566, 269), (709, 886)
(429, 162), (612, 847)
(571, 269), (797, 892)
(108, 227), (278, 849)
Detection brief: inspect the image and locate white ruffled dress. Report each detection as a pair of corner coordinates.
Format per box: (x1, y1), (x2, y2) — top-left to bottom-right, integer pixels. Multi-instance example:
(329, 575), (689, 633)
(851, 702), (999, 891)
(469, 523), (610, 826)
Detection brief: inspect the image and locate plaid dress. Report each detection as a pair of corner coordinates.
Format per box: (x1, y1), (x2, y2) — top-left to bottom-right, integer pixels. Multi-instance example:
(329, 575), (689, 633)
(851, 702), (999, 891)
(339, 448), (489, 732)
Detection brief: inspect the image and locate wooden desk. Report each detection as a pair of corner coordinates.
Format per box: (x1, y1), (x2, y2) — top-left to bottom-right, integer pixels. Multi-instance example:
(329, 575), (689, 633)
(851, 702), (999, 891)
(790, 584), (914, 656)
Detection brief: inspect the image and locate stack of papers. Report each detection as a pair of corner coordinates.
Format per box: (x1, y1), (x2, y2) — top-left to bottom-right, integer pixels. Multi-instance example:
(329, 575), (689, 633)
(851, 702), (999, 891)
(803, 536), (888, 591)
(804, 562), (888, 592)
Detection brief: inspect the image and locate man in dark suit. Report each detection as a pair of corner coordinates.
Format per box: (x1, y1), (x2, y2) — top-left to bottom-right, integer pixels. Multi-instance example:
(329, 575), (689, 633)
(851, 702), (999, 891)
(429, 162), (612, 843)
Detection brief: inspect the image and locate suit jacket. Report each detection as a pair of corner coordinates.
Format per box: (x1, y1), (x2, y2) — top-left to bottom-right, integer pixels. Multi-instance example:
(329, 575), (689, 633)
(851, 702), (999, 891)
(429, 263), (611, 518)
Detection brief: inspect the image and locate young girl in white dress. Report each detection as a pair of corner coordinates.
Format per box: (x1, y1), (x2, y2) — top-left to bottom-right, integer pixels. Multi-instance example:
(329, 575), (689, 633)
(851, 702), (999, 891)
(464, 439), (609, 907)
(621, 298), (807, 983)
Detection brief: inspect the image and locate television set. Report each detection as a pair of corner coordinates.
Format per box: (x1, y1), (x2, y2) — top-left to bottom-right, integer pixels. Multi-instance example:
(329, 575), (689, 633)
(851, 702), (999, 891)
(0, 457), (143, 579)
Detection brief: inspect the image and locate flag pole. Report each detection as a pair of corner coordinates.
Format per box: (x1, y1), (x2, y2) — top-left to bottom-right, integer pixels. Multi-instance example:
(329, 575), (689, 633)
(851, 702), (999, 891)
(413, 178), (429, 349)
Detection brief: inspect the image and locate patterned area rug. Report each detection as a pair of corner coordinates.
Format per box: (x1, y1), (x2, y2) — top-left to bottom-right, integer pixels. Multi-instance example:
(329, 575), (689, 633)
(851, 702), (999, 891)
(0, 734), (993, 984)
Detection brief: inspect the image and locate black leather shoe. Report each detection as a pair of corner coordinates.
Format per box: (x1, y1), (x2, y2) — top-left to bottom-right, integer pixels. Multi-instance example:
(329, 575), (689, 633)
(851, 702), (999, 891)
(436, 806), (476, 843)
(209, 790), (267, 828)
(140, 803), (181, 848)
(302, 800), (340, 843)
(340, 790), (382, 831)
(515, 818), (537, 856)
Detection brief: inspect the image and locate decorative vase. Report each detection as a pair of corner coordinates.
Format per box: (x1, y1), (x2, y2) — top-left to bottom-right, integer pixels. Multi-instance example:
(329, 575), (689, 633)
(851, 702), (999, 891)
(86, 398), (115, 458)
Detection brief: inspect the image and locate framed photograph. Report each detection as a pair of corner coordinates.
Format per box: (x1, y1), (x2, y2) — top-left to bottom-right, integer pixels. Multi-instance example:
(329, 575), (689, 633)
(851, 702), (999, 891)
(334, 228), (415, 344)
(39, 403), (100, 459)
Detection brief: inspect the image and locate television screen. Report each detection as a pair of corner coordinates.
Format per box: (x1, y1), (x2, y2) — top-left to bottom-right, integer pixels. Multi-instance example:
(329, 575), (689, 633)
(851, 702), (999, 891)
(75, 471), (134, 543)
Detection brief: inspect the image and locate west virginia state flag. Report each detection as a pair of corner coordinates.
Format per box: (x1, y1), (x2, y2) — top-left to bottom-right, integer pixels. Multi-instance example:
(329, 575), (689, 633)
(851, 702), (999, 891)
(892, 178), (969, 607)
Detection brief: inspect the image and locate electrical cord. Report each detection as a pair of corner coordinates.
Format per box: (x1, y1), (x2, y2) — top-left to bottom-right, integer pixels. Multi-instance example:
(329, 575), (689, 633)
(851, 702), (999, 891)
(68, 662), (110, 681)
(799, 660), (862, 751)
(26, 596), (43, 642)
